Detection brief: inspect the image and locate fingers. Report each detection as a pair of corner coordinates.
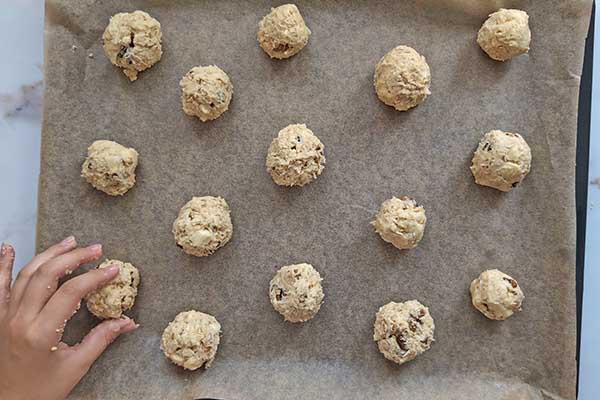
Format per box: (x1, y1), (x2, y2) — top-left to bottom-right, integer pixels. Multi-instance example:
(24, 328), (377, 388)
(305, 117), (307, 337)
(0, 243), (15, 316)
(18, 244), (102, 317)
(10, 236), (77, 308)
(39, 264), (119, 329)
(66, 317), (137, 372)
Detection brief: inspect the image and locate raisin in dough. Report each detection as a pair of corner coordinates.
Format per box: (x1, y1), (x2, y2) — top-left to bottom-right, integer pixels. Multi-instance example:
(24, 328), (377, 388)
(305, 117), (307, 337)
(266, 124), (325, 187)
(180, 65), (233, 122)
(470, 269), (524, 320)
(372, 196), (426, 250)
(102, 10), (162, 81)
(172, 196), (233, 257)
(374, 45), (431, 111)
(269, 263), (324, 323)
(85, 259), (140, 319)
(373, 300), (435, 365)
(470, 130), (531, 192)
(161, 310), (221, 370)
(477, 9), (531, 61)
(257, 4), (311, 59)
(81, 140), (139, 196)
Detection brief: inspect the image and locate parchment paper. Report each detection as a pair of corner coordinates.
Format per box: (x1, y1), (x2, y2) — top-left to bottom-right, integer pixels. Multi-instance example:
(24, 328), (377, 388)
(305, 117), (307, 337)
(38, 1), (592, 398)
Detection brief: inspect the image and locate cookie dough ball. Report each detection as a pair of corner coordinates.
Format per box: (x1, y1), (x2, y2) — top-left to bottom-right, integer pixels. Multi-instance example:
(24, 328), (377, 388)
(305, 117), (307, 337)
(179, 65), (233, 122)
(81, 140), (139, 196)
(470, 269), (524, 320)
(85, 259), (140, 319)
(266, 124), (325, 187)
(374, 45), (431, 111)
(373, 300), (435, 365)
(477, 9), (531, 61)
(102, 10), (162, 81)
(372, 196), (426, 250)
(172, 196), (233, 257)
(161, 310), (221, 370)
(470, 130), (531, 192)
(269, 263), (324, 323)
(257, 4), (311, 59)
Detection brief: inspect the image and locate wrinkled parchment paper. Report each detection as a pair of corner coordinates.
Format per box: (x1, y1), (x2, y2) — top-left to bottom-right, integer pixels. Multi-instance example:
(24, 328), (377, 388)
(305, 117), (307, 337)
(38, 1), (592, 398)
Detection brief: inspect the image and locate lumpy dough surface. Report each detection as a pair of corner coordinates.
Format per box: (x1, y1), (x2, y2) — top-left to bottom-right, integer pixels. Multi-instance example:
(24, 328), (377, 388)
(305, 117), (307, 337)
(477, 8), (531, 61)
(470, 130), (531, 192)
(102, 10), (162, 81)
(172, 196), (233, 257)
(81, 140), (139, 196)
(86, 259), (140, 319)
(372, 196), (426, 250)
(161, 310), (221, 370)
(257, 4), (311, 59)
(180, 65), (233, 122)
(266, 124), (325, 187)
(470, 269), (524, 320)
(373, 300), (435, 365)
(269, 263), (324, 323)
(374, 45), (431, 111)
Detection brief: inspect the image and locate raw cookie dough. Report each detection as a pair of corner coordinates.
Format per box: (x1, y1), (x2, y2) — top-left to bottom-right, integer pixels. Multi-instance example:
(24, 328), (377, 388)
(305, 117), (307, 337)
(477, 9), (531, 61)
(269, 263), (324, 323)
(102, 10), (162, 81)
(470, 130), (532, 192)
(372, 196), (427, 250)
(266, 124), (325, 187)
(81, 140), (139, 196)
(470, 269), (524, 320)
(161, 310), (221, 370)
(172, 196), (233, 257)
(180, 65), (233, 122)
(373, 300), (435, 365)
(374, 45), (431, 111)
(257, 4), (311, 59)
(85, 259), (140, 319)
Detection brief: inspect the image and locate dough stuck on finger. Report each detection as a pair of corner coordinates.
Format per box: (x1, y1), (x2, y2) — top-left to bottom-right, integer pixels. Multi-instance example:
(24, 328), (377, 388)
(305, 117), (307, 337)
(269, 263), (324, 323)
(374, 45), (431, 111)
(257, 4), (311, 59)
(85, 259), (140, 320)
(470, 269), (524, 320)
(179, 65), (233, 122)
(470, 130), (532, 192)
(477, 9), (531, 62)
(172, 196), (233, 257)
(161, 310), (221, 370)
(81, 140), (139, 196)
(266, 124), (325, 187)
(373, 300), (435, 365)
(372, 196), (427, 250)
(102, 10), (162, 81)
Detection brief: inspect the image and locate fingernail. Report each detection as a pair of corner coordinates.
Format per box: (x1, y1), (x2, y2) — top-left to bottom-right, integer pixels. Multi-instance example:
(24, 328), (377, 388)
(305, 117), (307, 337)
(120, 320), (138, 334)
(104, 265), (120, 276)
(61, 235), (76, 247)
(0, 243), (13, 257)
(88, 244), (102, 254)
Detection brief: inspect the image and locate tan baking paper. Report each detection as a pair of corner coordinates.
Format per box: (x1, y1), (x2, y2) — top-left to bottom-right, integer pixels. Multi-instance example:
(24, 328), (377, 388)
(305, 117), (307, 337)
(38, 0), (592, 398)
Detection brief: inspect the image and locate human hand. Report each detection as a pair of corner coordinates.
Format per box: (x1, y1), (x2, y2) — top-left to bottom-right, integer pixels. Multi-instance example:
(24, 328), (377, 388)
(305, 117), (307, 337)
(0, 237), (138, 400)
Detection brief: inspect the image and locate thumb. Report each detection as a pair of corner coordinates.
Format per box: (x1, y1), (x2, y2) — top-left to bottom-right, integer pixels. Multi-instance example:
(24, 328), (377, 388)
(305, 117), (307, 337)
(69, 317), (138, 372)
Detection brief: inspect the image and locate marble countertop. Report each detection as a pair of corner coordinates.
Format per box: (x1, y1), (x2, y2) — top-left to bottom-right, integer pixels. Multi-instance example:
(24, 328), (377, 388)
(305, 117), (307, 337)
(0, 1), (598, 397)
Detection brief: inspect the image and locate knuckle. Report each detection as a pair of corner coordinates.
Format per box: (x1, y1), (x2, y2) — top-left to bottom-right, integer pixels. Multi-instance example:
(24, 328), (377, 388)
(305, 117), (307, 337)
(59, 280), (83, 299)
(16, 267), (34, 281)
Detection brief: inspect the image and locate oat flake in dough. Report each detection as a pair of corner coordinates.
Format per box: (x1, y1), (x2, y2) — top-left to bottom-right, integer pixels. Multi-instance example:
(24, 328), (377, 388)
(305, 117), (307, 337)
(180, 65), (233, 122)
(81, 140), (139, 196)
(257, 4), (311, 59)
(373, 300), (435, 365)
(266, 124), (325, 187)
(372, 196), (427, 250)
(374, 45), (431, 111)
(269, 263), (324, 323)
(477, 9), (531, 62)
(102, 10), (162, 81)
(470, 130), (532, 192)
(470, 269), (524, 320)
(161, 310), (221, 370)
(172, 196), (233, 257)
(85, 259), (140, 320)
